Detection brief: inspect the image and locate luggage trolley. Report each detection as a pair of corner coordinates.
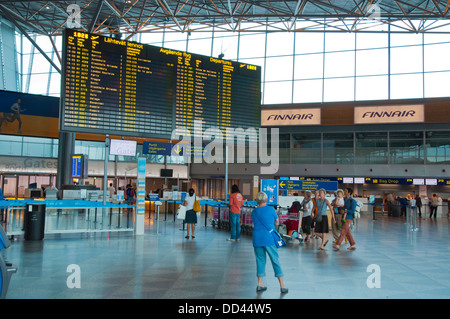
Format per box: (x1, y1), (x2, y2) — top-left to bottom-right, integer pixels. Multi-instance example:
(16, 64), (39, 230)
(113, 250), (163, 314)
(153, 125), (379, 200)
(210, 203), (230, 230)
(240, 201), (256, 235)
(277, 206), (303, 243)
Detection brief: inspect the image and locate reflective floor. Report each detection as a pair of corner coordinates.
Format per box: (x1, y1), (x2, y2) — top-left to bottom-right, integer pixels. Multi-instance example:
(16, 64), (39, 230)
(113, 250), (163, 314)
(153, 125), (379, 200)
(4, 212), (450, 299)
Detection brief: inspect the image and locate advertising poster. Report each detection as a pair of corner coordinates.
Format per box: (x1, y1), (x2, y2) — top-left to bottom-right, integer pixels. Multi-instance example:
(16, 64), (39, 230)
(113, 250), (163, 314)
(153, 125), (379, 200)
(0, 90), (59, 138)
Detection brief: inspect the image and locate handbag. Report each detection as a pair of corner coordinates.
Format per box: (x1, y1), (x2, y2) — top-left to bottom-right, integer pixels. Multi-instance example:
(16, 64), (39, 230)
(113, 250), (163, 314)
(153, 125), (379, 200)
(315, 200), (324, 223)
(193, 195), (201, 213)
(254, 211), (286, 248)
(176, 205), (186, 220)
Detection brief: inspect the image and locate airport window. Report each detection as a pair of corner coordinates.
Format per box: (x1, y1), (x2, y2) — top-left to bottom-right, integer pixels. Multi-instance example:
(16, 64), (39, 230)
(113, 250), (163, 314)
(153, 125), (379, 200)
(425, 131), (450, 164)
(324, 51), (355, 78)
(356, 32), (388, 50)
(292, 79), (323, 103)
(355, 132), (388, 164)
(186, 37), (213, 56)
(325, 32), (355, 52)
(212, 35), (239, 60)
(14, 23), (450, 104)
(390, 45), (423, 74)
(389, 132), (424, 164)
(295, 32), (324, 55)
(423, 43), (450, 72)
(424, 71), (450, 98)
(279, 134), (291, 164)
(265, 55), (294, 82)
(266, 32), (294, 57)
(263, 81), (292, 105)
(238, 33), (266, 59)
(291, 133), (321, 164)
(355, 48), (388, 76)
(323, 133), (354, 164)
(355, 75), (389, 101)
(390, 73), (424, 100)
(323, 77), (355, 102)
(294, 53), (324, 80)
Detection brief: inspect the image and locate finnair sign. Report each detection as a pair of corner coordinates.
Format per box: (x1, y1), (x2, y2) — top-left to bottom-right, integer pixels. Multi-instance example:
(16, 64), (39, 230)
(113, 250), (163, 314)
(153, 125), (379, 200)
(261, 108), (321, 126)
(354, 104), (424, 124)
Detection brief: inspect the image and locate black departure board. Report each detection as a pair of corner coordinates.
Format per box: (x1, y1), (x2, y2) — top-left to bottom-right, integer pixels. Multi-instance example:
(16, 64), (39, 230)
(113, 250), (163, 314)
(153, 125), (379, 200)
(60, 29), (261, 139)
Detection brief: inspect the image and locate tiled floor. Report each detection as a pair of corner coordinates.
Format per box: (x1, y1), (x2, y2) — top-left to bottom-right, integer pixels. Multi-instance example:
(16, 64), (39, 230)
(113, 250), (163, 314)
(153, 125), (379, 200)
(3, 212), (450, 299)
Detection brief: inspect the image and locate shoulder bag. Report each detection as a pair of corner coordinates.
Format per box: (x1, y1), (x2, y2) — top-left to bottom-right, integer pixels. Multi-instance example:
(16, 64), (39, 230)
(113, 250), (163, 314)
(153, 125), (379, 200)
(315, 200), (324, 223)
(193, 195), (201, 213)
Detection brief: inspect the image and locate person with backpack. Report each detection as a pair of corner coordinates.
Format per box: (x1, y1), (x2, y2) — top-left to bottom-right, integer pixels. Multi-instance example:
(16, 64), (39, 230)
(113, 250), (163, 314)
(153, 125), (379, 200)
(227, 184), (244, 242)
(125, 184), (135, 204)
(333, 188), (357, 251)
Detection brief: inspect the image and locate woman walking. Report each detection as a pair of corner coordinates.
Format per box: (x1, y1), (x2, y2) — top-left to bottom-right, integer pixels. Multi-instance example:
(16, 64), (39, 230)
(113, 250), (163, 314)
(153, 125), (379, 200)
(252, 192), (288, 294)
(333, 188), (357, 250)
(183, 188), (197, 239)
(227, 184), (244, 242)
(301, 191), (314, 243)
(314, 188), (334, 250)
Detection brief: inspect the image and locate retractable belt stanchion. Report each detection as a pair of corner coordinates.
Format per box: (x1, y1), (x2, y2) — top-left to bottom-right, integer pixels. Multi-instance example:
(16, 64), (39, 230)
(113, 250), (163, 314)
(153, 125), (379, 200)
(155, 201), (162, 236)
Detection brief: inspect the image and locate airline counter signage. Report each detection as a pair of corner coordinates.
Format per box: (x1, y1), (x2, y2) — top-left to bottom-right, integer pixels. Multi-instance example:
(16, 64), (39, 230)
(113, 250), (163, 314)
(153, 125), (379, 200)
(278, 180), (338, 191)
(261, 108), (321, 126)
(354, 104), (424, 124)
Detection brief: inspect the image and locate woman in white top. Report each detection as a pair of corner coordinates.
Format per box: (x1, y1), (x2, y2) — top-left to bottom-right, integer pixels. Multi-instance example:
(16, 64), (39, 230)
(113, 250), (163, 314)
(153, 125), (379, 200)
(301, 191), (314, 243)
(183, 188), (197, 239)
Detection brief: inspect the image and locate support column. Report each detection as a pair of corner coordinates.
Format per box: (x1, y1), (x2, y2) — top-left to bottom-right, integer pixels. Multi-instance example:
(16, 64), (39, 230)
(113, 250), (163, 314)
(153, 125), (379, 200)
(56, 131), (75, 189)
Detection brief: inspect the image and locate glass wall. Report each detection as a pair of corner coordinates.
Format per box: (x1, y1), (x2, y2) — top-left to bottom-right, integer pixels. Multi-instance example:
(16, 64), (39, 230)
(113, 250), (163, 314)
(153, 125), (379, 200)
(323, 133), (354, 164)
(0, 130), (449, 165)
(425, 131), (450, 164)
(355, 132), (388, 164)
(14, 20), (450, 104)
(389, 132), (424, 164)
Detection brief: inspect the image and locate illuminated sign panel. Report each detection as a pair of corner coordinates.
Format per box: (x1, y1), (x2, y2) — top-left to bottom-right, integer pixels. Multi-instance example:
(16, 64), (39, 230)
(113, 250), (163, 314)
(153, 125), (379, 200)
(354, 104), (424, 124)
(60, 29), (261, 138)
(261, 108), (321, 126)
(109, 139), (137, 156)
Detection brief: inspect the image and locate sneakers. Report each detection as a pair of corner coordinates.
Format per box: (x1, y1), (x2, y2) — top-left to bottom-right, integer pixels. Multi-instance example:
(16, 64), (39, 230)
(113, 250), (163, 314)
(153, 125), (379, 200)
(226, 238), (236, 242)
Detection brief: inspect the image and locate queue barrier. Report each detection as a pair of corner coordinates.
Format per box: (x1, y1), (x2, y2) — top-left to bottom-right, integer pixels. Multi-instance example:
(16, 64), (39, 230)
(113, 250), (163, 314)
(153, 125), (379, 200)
(0, 199), (136, 236)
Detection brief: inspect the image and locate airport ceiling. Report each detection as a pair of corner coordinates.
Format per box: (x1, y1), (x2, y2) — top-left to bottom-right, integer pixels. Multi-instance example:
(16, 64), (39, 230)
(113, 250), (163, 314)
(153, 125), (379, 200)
(1, 0), (450, 39)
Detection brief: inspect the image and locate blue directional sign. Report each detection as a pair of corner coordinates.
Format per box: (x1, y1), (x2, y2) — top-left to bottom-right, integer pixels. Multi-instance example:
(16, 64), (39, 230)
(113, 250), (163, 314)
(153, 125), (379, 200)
(278, 179), (338, 191)
(142, 142), (172, 156)
(171, 143), (184, 156)
(143, 141), (207, 157)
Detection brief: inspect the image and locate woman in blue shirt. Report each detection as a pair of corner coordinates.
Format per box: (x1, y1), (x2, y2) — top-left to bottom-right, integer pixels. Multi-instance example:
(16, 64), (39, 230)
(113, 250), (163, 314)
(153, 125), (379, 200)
(252, 192), (288, 294)
(333, 188), (357, 250)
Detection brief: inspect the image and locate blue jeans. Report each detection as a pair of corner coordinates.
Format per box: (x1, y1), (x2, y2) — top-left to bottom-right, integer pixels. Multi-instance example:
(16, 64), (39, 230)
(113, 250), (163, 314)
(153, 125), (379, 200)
(253, 246), (283, 278)
(230, 213), (241, 240)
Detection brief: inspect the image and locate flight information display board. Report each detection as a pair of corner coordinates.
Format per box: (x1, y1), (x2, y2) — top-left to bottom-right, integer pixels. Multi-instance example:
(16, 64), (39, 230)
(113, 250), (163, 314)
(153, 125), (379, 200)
(60, 29), (261, 139)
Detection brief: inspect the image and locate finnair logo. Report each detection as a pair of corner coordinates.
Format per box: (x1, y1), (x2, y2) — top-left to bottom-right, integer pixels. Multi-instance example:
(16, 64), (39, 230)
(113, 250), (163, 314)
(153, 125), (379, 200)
(261, 108), (321, 126)
(355, 105), (424, 124)
(266, 114), (314, 121)
(362, 110), (415, 118)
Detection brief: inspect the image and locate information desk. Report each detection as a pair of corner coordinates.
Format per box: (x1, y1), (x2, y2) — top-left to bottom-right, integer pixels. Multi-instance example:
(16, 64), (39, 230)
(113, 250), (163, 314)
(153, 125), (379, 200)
(0, 200), (135, 236)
